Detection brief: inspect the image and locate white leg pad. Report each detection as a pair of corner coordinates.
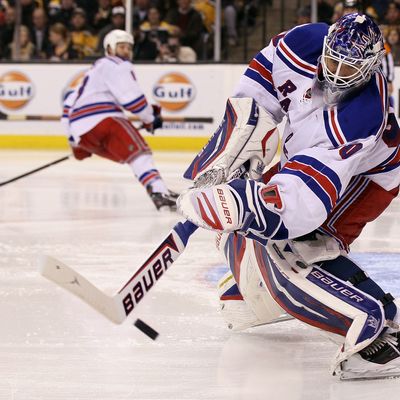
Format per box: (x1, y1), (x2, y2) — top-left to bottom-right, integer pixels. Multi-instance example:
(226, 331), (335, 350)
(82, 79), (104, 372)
(217, 233), (291, 331)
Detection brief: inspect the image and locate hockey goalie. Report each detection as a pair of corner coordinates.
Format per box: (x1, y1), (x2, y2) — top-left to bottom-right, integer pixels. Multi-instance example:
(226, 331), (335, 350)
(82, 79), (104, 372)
(178, 13), (400, 380)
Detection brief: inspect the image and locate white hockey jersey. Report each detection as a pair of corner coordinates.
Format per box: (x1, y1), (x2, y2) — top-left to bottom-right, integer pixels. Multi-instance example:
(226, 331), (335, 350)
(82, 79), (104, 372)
(62, 55), (154, 143)
(233, 23), (400, 240)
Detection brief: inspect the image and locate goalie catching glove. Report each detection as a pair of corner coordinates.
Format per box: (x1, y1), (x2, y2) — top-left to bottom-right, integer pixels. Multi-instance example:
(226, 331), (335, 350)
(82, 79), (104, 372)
(177, 179), (288, 244)
(184, 97), (279, 187)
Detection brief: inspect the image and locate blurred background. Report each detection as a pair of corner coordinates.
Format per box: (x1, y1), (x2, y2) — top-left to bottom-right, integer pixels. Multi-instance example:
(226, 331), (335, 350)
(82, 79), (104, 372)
(0, 0), (399, 152)
(1, 0), (399, 63)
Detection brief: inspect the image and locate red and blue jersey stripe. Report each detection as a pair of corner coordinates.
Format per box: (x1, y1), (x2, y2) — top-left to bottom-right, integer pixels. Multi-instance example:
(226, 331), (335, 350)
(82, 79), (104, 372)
(323, 72), (388, 147)
(364, 145), (400, 175)
(244, 52), (278, 99)
(275, 23), (326, 79)
(69, 102), (122, 122)
(276, 38), (317, 79)
(138, 169), (161, 187)
(62, 104), (71, 119)
(123, 94), (148, 114)
(279, 155), (342, 214)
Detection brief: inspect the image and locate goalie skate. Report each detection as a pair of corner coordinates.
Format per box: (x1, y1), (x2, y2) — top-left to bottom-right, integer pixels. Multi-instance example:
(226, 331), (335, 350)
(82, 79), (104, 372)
(335, 332), (400, 380)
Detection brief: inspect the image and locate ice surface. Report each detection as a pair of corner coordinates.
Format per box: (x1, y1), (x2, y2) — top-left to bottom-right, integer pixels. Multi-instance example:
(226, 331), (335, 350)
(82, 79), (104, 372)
(0, 151), (399, 400)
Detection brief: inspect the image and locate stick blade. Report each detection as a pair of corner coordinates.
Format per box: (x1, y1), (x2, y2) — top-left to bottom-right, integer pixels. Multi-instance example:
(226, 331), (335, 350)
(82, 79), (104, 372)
(39, 255), (125, 324)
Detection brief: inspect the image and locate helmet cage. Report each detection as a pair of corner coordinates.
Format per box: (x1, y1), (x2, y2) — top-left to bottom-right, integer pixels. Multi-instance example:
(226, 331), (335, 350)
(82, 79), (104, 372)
(321, 36), (381, 90)
(321, 13), (384, 92)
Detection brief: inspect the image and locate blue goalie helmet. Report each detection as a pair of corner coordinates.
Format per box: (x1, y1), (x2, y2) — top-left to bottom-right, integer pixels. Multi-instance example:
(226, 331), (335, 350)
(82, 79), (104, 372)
(320, 13), (384, 102)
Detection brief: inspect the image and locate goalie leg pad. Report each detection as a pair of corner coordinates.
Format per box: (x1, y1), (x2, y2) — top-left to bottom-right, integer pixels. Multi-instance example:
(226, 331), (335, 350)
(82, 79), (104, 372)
(319, 256), (397, 322)
(252, 240), (386, 369)
(217, 232), (289, 331)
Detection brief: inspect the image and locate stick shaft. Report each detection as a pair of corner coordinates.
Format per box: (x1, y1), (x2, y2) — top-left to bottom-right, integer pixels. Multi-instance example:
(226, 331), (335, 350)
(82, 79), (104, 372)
(40, 221), (198, 324)
(0, 155), (70, 187)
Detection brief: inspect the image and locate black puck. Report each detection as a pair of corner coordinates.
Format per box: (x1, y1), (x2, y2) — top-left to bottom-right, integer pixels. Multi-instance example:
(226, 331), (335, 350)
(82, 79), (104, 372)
(134, 318), (159, 340)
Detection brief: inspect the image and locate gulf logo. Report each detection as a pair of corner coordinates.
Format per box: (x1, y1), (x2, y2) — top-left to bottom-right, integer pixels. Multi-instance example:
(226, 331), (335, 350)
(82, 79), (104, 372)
(0, 71), (34, 110)
(152, 73), (196, 111)
(62, 70), (87, 101)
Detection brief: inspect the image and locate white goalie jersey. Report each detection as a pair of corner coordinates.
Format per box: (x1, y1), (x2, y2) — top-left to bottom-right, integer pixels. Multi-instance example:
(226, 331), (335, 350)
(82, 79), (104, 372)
(231, 23), (400, 240)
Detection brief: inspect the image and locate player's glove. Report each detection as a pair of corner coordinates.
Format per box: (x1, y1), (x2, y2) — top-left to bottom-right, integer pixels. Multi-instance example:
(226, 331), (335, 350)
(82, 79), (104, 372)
(177, 179), (287, 245)
(143, 105), (163, 134)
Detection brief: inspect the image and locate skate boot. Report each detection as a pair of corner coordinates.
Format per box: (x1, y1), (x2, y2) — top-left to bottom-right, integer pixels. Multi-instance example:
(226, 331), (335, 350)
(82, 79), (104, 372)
(337, 332), (400, 380)
(147, 186), (178, 211)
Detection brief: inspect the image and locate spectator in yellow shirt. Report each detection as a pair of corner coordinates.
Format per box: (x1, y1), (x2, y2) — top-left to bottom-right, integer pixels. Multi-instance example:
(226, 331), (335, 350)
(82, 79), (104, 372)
(70, 7), (98, 58)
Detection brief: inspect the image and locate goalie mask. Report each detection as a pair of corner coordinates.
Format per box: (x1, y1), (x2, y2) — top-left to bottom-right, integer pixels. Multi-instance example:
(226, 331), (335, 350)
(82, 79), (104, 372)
(319, 13), (384, 105)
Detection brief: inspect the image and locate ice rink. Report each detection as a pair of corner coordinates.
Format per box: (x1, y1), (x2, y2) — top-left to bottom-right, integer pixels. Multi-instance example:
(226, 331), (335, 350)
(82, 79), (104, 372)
(0, 150), (399, 400)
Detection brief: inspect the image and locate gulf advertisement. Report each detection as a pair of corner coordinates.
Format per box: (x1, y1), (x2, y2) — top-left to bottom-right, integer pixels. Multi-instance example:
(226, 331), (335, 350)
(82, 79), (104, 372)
(0, 63), (246, 150)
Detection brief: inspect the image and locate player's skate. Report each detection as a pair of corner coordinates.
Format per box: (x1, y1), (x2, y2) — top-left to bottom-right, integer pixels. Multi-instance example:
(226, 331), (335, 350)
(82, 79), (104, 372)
(147, 186), (178, 211)
(335, 332), (400, 380)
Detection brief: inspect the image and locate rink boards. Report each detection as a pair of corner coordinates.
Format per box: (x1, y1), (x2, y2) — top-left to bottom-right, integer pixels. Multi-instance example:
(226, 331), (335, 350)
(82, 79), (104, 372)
(1, 63), (400, 151)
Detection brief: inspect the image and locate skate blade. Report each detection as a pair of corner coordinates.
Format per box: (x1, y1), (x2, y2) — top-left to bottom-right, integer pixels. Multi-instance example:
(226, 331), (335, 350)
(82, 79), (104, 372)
(338, 367), (400, 381)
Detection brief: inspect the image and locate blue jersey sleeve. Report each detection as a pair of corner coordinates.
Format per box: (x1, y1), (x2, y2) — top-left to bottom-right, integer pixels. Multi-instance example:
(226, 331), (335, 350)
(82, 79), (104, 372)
(323, 72), (388, 147)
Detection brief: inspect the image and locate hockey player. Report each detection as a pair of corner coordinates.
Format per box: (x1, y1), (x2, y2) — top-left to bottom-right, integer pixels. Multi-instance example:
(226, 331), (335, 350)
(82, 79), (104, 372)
(178, 13), (400, 379)
(62, 29), (178, 211)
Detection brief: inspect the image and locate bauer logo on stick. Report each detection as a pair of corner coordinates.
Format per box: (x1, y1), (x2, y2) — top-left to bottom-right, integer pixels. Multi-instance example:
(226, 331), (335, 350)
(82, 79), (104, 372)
(0, 71), (34, 110)
(152, 72), (196, 111)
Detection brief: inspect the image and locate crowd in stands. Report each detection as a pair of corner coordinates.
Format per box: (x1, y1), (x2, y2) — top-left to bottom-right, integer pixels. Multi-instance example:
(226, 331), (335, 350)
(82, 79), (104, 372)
(296, 0), (400, 65)
(0, 0), (399, 63)
(0, 0), (260, 62)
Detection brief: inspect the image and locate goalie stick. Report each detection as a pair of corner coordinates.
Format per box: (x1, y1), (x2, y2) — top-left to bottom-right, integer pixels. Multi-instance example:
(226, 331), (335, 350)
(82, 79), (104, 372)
(40, 220), (198, 324)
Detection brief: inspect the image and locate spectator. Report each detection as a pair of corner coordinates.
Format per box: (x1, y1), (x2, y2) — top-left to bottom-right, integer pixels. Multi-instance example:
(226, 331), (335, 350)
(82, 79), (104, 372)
(70, 7), (97, 58)
(48, 22), (78, 60)
(92, 0), (112, 32)
(96, 5), (125, 52)
(133, 27), (158, 60)
(384, 2), (400, 26)
(366, 6), (380, 22)
(296, 5), (311, 25)
(371, 0), (391, 21)
(8, 24), (35, 60)
(318, 0), (333, 24)
(133, 0), (150, 29)
(156, 33), (196, 62)
(331, 2), (344, 23)
(50, 0), (76, 28)
(343, 0), (360, 14)
(20, 0), (36, 29)
(140, 6), (178, 45)
(30, 7), (51, 59)
(223, 0), (238, 46)
(194, 0), (215, 33)
(165, 0), (205, 56)
(0, 2), (5, 26)
(0, 6), (15, 58)
(381, 41), (395, 101)
(387, 26), (400, 63)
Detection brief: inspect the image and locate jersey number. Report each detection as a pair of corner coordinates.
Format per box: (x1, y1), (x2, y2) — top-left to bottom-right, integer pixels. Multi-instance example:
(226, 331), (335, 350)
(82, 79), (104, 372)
(339, 143), (363, 159)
